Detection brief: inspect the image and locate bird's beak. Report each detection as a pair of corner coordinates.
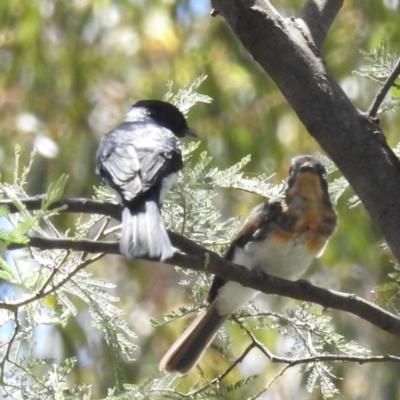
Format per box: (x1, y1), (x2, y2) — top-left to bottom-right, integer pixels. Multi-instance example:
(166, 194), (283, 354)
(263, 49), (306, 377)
(185, 128), (197, 137)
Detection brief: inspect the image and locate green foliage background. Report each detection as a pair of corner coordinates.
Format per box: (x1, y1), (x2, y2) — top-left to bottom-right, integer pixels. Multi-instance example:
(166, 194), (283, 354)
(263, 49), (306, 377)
(1, 0), (400, 398)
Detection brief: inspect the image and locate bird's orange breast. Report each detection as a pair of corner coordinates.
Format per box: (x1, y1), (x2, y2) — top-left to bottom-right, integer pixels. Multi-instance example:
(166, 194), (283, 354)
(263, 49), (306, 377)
(272, 205), (333, 254)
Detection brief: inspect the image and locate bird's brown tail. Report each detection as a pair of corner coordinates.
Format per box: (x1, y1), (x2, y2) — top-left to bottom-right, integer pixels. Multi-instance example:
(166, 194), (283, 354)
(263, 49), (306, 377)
(159, 301), (226, 374)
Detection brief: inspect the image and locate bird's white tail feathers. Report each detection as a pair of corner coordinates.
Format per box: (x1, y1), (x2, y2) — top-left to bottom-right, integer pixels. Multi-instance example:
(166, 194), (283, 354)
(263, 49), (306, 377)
(159, 301), (227, 374)
(120, 199), (173, 261)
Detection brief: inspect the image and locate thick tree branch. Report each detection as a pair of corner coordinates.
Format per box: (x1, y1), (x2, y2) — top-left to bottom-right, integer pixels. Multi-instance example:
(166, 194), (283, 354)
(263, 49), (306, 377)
(298, 0), (344, 49)
(3, 196), (400, 340)
(210, 0), (400, 264)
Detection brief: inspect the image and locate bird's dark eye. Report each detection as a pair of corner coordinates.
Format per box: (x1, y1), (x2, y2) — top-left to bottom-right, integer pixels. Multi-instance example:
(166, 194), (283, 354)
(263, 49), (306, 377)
(317, 163), (326, 176)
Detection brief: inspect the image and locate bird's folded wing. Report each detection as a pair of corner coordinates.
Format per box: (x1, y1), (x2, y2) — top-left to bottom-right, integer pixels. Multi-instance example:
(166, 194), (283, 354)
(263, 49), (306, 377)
(100, 125), (182, 202)
(100, 143), (142, 201)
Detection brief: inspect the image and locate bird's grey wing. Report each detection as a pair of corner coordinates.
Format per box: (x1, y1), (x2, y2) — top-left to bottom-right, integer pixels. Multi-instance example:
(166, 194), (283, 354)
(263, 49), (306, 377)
(97, 123), (182, 203)
(97, 139), (143, 202)
(137, 130), (183, 192)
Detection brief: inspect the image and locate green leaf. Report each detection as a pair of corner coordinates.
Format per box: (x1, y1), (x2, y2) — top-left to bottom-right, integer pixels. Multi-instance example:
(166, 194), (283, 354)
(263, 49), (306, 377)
(42, 173), (69, 210)
(164, 75), (213, 117)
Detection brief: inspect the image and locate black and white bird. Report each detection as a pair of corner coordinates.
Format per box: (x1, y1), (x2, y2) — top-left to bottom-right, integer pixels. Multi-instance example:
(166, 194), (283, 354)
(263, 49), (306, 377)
(96, 100), (195, 261)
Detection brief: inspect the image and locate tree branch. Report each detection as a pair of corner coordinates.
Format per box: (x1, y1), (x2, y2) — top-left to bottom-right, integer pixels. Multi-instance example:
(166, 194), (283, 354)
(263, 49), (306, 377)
(210, 0), (400, 264)
(245, 321), (400, 399)
(298, 0), (344, 50)
(8, 236), (120, 255)
(184, 342), (256, 397)
(242, 318), (400, 365)
(155, 253), (400, 339)
(0, 196), (121, 220)
(3, 196), (400, 340)
(367, 55), (400, 118)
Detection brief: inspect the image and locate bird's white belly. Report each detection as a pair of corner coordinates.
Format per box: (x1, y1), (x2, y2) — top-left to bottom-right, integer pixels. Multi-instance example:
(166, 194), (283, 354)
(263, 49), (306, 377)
(216, 282), (257, 315)
(215, 235), (317, 316)
(235, 235), (316, 279)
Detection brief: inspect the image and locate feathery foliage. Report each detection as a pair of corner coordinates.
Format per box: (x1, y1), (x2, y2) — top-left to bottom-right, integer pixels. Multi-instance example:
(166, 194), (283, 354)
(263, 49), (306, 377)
(0, 148), (134, 398)
(0, 77), (393, 400)
(355, 39), (400, 113)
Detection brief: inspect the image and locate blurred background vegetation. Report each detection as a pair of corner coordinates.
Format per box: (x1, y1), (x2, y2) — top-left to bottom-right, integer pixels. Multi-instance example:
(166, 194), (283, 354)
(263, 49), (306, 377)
(1, 0), (400, 398)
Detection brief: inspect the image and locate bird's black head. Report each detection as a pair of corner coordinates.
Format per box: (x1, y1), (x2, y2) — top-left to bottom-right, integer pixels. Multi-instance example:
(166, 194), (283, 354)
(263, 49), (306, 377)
(130, 100), (195, 138)
(289, 155), (326, 176)
(286, 155), (330, 202)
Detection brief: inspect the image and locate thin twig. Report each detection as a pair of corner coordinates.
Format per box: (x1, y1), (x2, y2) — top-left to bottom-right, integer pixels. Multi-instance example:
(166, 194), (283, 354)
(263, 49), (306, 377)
(39, 254), (104, 299)
(249, 364), (291, 400)
(368, 55), (400, 118)
(38, 250), (71, 295)
(0, 252), (104, 311)
(188, 315), (400, 399)
(186, 343), (257, 397)
(244, 324), (400, 365)
(0, 310), (20, 381)
(0, 197), (121, 220)
(8, 236), (119, 255)
(352, 70), (397, 87)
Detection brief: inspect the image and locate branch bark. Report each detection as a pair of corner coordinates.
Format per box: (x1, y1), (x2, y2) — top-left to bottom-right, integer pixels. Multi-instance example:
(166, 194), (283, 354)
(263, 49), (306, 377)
(210, 0), (400, 263)
(3, 196), (400, 339)
(299, 0), (344, 49)
(1, 196), (121, 220)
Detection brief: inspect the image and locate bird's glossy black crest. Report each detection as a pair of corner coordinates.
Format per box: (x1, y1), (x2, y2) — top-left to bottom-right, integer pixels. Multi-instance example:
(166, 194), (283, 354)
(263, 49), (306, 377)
(133, 100), (190, 138)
